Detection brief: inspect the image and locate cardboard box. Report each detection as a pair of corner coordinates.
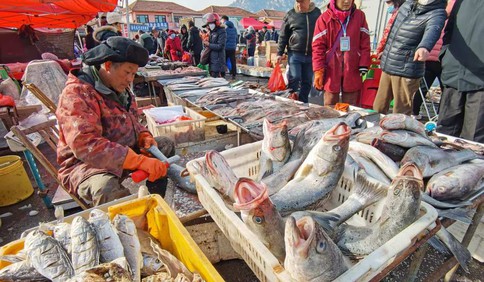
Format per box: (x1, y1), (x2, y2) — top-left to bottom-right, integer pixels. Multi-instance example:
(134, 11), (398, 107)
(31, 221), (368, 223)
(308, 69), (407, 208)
(254, 55), (267, 67)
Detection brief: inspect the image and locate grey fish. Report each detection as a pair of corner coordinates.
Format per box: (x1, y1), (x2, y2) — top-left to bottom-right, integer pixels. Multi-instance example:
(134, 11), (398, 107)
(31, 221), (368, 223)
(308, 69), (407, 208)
(432, 227), (472, 273)
(401, 147), (477, 177)
(380, 130), (437, 148)
(271, 122), (351, 215)
(89, 209), (125, 263)
(292, 171), (388, 236)
(337, 163), (423, 257)
(141, 253), (164, 277)
(371, 138), (407, 162)
(70, 216), (99, 274)
(355, 126), (384, 145)
(0, 260), (47, 281)
(262, 158), (304, 196)
(53, 222), (72, 256)
(257, 118), (291, 181)
(426, 160), (484, 201)
(113, 214), (142, 282)
(421, 193), (473, 209)
(25, 230), (74, 281)
(349, 141), (399, 179)
(233, 178), (285, 262)
(348, 150), (391, 185)
(66, 257), (132, 282)
(380, 113), (427, 137)
(284, 216), (349, 282)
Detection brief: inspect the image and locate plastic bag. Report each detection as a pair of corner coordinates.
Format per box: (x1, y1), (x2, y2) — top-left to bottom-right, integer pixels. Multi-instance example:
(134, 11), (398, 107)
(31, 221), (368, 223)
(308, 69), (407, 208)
(200, 47), (211, 65)
(267, 64), (286, 92)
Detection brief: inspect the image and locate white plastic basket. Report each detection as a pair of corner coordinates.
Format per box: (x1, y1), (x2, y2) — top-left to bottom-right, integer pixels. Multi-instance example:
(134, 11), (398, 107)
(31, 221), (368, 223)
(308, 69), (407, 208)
(186, 141), (438, 282)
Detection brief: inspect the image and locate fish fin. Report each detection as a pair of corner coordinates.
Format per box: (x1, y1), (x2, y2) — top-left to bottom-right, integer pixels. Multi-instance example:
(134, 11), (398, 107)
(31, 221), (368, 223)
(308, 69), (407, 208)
(437, 208), (475, 225)
(435, 228), (472, 273)
(351, 172), (388, 205)
(421, 193), (473, 209)
(0, 255), (25, 263)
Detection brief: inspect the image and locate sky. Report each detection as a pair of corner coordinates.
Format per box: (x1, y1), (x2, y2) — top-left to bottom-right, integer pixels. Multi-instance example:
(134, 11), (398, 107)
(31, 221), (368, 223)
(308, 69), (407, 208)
(124, 0), (234, 11)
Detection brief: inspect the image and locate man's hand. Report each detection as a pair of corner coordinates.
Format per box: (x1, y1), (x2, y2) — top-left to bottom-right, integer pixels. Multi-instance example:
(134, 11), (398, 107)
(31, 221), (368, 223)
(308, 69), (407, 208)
(314, 69), (325, 91)
(276, 54), (285, 63)
(123, 149), (169, 182)
(414, 48), (429, 62)
(203, 41), (210, 47)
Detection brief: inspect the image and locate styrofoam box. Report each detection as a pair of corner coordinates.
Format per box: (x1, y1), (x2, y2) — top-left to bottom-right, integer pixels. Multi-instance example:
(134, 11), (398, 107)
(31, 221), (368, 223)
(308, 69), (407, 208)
(186, 141), (438, 282)
(145, 106), (206, 144)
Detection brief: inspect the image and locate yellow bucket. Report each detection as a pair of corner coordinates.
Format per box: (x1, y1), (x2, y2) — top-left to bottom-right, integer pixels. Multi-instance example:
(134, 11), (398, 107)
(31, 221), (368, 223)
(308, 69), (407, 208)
(0, 155), (34, 207)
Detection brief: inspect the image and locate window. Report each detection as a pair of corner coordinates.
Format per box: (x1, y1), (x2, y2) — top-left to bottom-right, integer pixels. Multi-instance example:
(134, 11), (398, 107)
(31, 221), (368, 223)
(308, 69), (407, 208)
(173, 16), (182, 23)
(155, 15), (166, 23)
(136, 15), (149, 23)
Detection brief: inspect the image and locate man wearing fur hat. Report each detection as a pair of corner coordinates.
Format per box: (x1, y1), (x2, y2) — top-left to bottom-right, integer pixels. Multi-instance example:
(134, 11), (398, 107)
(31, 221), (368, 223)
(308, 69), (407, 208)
(93, 12), (123, 43)
(56, 37), (174, 206)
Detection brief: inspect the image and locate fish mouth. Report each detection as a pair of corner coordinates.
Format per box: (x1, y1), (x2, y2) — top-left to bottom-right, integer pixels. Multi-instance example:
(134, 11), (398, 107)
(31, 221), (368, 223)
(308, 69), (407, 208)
(398, 163), (423, 180)
(324, 122), (351, 141)
(288, 216), (314, 259)
(233, 178), (269, 211)
(205, 150), (221, 173)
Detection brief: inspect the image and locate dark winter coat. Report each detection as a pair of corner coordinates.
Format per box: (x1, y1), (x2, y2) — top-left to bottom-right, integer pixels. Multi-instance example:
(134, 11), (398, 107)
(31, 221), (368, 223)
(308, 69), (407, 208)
(187, 26), (203, 56)
(225, 21), (238, 50)
(440, 0), (484, 92)
(245, 30), (256, 48)
(380, 0), (447, 78)
(180, 25), (189, 52)
(278, 2), (321, 56)
(208, 26), (227, 73)
(93, 26), (120, 43)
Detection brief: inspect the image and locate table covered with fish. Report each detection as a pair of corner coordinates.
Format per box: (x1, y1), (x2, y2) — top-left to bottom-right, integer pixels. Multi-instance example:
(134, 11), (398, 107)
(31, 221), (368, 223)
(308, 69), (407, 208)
(0, 195), (223, 282)
(186, 114), (483, 281)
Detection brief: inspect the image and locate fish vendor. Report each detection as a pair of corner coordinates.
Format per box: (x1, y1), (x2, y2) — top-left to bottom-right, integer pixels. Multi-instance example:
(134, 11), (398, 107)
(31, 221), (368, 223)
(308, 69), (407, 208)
(56, 36), (174, 207)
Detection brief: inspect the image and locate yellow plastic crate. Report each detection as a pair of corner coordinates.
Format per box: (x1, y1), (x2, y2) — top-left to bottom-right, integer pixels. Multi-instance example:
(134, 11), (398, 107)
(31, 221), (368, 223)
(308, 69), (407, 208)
(0, 195), (224, 282)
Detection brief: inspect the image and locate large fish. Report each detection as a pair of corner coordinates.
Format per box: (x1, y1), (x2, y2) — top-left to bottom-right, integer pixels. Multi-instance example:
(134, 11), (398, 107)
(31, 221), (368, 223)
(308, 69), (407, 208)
(401, 147), (477, 178)
(271, 122), (350, 215)
(25, 230), (74, 281)
(348, 150), (391, 185)
(70, 216), (99, 274)
(113, 214), (142, 282)
(349, 141), (399, 179)
(337, 163), (423, 257)
(89, 209), (125, 263)
(284, 216), (349, 282)
(292, 172), (388, 235)
(233, 178), (285, 262)
(0, 260), (47, 281)
(197, 150), (238, 202)
(380, 113), (427, 137)
(257, 119), (291, 181)
(355, 126), (384, 145)
(426, 160), (484, 201)
(380, 130), (437, 148)
(53, 222), (72, 256)
(371, 138), (407, 162)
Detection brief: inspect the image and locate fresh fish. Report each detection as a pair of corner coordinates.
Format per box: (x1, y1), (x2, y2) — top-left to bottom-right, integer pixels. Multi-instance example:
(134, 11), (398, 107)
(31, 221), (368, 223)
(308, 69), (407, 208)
(437, 207), (474, 224)
(150, 240), (193, 280)
(70, 216), (99, 274)
(337, 163), (423, 257)
(380, 130), (437, 148)
(433, 228), (472, 273)
(348, 150), (391, 185)
(380, 113), (427, 137)
(262, 158), (304, 196)
(349, 141), (399, 179)
(284, 216), (349, 282)
(257, 119), (291, 181)
(141, 253), (164, 276)
(66, 257), (132, 282)
(53, 222), (71, 255)
(89, 209), (125, 263)
(25, 230), (74, 281)
(233, 178), (285, 262)
(355, 126), (384, 145)
(401, 147), (477, 178)
(203, 150), (238, 201)
(0, 260), (47, 281)
(421, 193), (473, 209)
(271, 122), (350, 215)
(113, 214), (142, 282)
(371, 138), (407, 162)
(292, 172), (387, 235)
(426, 160), (484, 201)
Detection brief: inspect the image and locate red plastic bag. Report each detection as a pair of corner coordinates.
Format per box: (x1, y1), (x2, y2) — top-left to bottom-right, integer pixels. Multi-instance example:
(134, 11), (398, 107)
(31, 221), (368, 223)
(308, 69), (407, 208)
(268, 64), (286, 92)
(0, 93), (15, 107)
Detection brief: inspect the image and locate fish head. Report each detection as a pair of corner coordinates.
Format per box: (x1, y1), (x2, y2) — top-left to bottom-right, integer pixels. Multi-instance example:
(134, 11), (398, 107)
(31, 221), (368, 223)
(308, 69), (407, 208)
(317, 122), (351, 163)
(380, 131), (401, 144)
(233, 178), (269, 216)
(426, 171), (459, 200)
(284, 216), (343, 281)
(142, 253), (164, 276)
(380, 113), (406, 129)
(205, 150), (238, 197)
(89, 209), (109, 222)
(263, 118), (290, 162)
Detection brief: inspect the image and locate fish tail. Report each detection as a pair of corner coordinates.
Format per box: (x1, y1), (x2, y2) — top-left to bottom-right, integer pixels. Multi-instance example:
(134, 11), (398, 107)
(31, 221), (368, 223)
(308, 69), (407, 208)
(351, 172), (388, 205)
(435, 228), (472, 273)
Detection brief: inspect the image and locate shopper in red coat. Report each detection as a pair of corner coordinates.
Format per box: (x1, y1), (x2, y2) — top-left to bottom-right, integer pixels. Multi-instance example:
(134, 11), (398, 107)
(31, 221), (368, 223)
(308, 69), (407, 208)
(312, 0), (371, 106)
(164, 30), (183, 61)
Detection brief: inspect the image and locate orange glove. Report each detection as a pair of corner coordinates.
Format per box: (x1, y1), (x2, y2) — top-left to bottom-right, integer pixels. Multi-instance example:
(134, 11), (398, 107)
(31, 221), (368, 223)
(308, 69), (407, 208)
(138, 132), (157, 156)
(123, 148), (169, 182)
(314, 69), (325, 91)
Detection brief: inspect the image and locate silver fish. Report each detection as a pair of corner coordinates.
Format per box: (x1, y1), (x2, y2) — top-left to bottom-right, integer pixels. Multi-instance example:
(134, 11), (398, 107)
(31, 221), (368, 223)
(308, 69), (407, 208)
(70, 216), (99, 274)
(421, 193), (473, 209)
(355, 126), (384, 145)
(284, 216), (349, 282)
(233, 178), (285, 262)
(337, 163), (423, 257)
(380, 130), (437, 148)
(25, 230), (74, 281)
(271, 122), (351, 215)
(89, 209), (125, 263)
(426, 160), (484, 201)
(113, 214), (142, 282)
(0, 260), (47, 281)
(257, 118), (291, 181)
(349, 141), (399, 179)
(203, 150), (238, 202)
(348, 150), (391, 185)
(401, 147), (477, 178)
(141, 253), (164, 276)
(429, 227), (472, 273)
(53, 222), (72, 255)
(380, 113), (427, 137)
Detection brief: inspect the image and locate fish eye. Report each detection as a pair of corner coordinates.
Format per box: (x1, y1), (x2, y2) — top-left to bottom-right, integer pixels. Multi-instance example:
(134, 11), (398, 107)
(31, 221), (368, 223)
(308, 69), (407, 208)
(333, 145), (341, 151)
(393, 188), (401, 195)
(316, 241), (326, 253)
(253, 216), (264, 224)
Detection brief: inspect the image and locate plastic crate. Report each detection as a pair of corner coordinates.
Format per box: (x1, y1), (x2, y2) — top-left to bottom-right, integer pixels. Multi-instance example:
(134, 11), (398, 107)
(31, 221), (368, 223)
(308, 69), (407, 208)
(145, 106), (206, 144)
(0, 195), (224, 282)
(165, 88), (189, 107)
(186, 141), (438, 282)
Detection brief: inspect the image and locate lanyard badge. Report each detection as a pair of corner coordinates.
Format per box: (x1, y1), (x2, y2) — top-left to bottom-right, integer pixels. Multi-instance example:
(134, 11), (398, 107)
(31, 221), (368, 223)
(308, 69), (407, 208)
(339, 16), (351, 52)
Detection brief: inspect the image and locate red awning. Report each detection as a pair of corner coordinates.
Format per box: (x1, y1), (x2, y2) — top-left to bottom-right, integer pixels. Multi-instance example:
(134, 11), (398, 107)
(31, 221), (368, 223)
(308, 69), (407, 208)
(239, 18), (267, 31)
(268, 20), (283, 30)
(0, 0), (117, 28)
